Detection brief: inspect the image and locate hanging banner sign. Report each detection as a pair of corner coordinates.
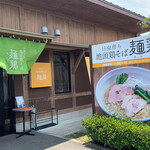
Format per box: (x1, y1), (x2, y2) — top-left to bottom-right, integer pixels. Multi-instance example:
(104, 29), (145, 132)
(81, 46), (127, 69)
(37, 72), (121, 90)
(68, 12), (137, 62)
(0, 36), (46, 74)
(92, 35), (150, 68)
(91, 35), (150, 122)
(30, 63), (52, 88)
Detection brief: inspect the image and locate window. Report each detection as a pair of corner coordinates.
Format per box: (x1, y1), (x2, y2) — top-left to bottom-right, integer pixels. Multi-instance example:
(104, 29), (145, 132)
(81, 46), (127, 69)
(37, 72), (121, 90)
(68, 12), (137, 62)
(54, 52), (71, 94)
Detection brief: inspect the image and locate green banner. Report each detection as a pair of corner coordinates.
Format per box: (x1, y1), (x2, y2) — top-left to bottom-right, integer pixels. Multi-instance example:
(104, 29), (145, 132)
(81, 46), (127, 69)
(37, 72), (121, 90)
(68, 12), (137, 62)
(0, 36), (46, 74)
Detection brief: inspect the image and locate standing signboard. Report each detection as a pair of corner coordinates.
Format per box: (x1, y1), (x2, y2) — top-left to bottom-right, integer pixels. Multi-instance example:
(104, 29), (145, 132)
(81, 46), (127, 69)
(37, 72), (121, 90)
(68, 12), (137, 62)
(16, 96), (25, 108)
(91, 35), (150, 121)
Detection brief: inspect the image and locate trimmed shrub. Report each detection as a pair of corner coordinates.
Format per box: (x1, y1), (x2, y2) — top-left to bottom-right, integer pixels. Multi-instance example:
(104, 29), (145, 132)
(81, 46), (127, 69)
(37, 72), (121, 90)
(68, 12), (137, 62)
(82, 114), (150, 150)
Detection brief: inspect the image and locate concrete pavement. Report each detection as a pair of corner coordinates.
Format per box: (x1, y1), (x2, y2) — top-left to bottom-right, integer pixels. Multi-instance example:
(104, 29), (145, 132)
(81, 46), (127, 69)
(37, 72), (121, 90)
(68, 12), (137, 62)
(0, 108), (93, 150)
(0, 132), (66, 150)
(0, 107), (112, 150)
(0, 108), (99, 150)
(38, 107), (92, 137)
(0, 132), (92, 150)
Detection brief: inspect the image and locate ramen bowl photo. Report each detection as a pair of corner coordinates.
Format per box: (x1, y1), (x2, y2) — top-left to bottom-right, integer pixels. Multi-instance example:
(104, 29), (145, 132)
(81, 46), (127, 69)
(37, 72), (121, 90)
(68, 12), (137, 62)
(95, 66), (150, 121)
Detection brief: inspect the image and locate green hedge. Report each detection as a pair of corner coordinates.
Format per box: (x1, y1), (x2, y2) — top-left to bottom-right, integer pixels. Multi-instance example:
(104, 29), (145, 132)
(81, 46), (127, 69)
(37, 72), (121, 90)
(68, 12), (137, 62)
(82, 114), (150, 150)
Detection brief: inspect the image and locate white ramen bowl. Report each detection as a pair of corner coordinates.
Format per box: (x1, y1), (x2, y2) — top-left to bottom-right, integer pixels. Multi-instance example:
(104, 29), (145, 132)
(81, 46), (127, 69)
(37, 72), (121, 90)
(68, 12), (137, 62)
(95, 66), (150, 122)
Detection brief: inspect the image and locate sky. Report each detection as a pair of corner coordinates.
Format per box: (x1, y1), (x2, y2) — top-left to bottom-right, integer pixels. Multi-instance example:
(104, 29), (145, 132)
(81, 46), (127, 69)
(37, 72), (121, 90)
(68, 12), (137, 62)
(106, 0), (150, 17)
(106, 0), (150, 35)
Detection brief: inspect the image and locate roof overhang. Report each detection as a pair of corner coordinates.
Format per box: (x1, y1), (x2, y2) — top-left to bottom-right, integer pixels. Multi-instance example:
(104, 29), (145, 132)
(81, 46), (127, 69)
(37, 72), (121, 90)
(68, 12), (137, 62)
(0, 27), (89, 52)
(0, 27), (54, 41)
(18, 0), (150, 34)
(46, 41), (89, 51)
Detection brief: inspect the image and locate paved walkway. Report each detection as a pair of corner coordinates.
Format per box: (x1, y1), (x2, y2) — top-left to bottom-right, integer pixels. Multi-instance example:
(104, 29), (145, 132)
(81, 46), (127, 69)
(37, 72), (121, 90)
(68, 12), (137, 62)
(0, 107), (112, 150)
(0, 132), (92, 150)
(38, 107), (92, 137)
(0, 108), (95, 150)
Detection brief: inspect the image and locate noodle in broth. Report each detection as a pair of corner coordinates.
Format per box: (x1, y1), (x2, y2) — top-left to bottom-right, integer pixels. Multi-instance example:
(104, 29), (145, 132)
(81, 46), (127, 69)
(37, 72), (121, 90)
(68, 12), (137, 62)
(104, 84), (150, 119)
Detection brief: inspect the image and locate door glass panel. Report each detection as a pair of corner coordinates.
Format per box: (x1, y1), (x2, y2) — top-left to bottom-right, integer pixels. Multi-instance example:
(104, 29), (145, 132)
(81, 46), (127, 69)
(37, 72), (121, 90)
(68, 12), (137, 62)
(0, 68), (15, 135)
(3, 70), (10, 132)
(54, 52), (71, 94)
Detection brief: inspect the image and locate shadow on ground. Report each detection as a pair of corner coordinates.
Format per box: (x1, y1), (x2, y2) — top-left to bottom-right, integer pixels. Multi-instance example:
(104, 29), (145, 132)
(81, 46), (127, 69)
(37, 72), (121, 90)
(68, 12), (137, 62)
(83, 142), (113, 150)
(0, 132), (68, 150)
(64, 129), (113, 150)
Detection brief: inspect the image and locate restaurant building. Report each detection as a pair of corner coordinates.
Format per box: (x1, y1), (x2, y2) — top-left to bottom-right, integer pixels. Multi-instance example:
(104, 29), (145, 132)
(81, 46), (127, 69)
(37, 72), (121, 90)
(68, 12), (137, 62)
(0, 0), (149, 136)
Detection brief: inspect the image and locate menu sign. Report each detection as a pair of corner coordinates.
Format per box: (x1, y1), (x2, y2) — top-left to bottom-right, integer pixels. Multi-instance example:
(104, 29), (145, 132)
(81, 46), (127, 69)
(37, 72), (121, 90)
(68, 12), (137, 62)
(16, 96), (25, 108)
(30, 63), (52, 88)
(91, 35), (150, 121)
(92, 35), (150, 68)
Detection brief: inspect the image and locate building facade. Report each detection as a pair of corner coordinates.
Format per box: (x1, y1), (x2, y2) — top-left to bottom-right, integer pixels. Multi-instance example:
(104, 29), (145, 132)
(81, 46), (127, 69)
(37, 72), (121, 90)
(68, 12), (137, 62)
(0, 0), (148, 135)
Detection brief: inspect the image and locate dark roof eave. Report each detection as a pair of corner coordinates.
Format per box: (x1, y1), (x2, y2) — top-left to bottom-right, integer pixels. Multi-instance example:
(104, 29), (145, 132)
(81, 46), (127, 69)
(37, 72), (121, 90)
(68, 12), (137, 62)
(137, 27), (150, 34)
(87, 0), (145, 21)
(98, 0), (146, 18)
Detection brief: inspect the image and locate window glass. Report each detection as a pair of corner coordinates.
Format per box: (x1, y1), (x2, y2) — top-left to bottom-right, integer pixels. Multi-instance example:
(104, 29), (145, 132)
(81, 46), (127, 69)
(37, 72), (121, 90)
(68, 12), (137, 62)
(54, 52), (71, 94)
(3, 69), (8, 106)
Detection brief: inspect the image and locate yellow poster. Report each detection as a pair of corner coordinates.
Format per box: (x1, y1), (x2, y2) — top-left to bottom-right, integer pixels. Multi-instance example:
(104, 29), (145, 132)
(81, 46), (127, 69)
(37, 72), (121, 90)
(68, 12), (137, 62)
(30, 63), (52, 88)
(85, 57), (91, 84)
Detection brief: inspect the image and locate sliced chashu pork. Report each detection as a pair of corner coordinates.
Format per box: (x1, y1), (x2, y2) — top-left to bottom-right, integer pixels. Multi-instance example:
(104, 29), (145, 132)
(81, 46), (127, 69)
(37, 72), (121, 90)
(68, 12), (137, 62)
(125, 97), (147, 117)
(108, 84), (133, 103)
(121, 94), (140, 109)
